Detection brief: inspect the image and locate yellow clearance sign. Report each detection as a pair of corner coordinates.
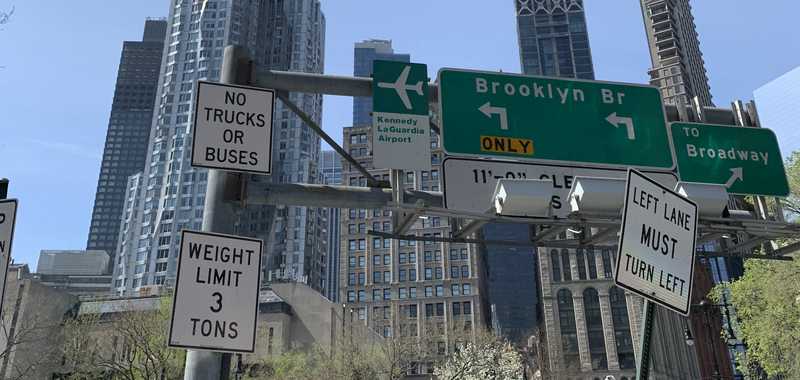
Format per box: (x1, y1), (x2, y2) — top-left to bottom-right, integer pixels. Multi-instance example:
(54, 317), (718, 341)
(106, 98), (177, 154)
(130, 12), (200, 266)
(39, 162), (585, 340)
(480, 135), (534, 156)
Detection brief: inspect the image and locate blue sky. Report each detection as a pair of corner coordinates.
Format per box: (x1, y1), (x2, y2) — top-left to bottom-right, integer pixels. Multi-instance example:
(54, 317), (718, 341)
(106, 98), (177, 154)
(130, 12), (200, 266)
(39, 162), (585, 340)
(1, 0), (799, 270)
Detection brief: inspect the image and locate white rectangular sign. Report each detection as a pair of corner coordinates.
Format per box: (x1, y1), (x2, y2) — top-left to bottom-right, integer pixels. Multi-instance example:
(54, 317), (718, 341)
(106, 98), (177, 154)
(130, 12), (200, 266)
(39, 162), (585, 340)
(0, 200), (17, 309)
(442, 157), (677, 217)
(372, 112), (431, 170)
(615, 169), (698, 316)
(169, 230), (263, 353)
(191, 81), (274, 174)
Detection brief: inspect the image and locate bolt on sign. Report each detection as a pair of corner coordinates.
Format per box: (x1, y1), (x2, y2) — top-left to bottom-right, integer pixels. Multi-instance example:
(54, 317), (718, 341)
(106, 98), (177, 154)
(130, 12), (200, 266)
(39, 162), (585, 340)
(616, 170), (698, 316)
(438, 68), (675, 170)
(169, 230), (263, 353)
(372, 60), (431, 170)
(0, 200), (17, 309)
(670, 122), (788, 196)
(191, 81), (275, 174)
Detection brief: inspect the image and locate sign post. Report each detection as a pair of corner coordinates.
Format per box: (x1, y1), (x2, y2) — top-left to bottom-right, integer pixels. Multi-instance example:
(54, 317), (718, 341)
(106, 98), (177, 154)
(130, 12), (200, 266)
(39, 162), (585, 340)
(191, 81), (275, 175)
(438, 68), (674, 169)
(670, 122), (788, 196)
(615, 169), (698, 315)
(442, 157), (677, 216)
(372, 60), (431, 170)
(169, 230), (262, 353)
(0, 179), (17, 311)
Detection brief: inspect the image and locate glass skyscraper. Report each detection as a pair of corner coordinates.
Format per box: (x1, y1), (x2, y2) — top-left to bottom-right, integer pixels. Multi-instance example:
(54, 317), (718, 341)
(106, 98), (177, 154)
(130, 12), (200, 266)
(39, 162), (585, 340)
(754, 65), (800, 158)
(319, 150), (342, 301)
(113, 0), (326, 296)
(515, 0), (594, 79)
(87, 19), (166, 272)
(352, 39), (410, 127)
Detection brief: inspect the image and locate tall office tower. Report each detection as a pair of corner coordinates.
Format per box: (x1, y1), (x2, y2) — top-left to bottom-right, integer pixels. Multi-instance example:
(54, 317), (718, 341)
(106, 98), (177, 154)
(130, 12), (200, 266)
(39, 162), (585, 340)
(87, 19), (167, 271)
(340, 125), (485, 376)
(640, 0), (713, 106)
(319, 150), (342, 301)
(514, 0), (594, 79)
(113, 0), (326, 296)
(352, 39), (410, 126)
(755, 65), (800, 157)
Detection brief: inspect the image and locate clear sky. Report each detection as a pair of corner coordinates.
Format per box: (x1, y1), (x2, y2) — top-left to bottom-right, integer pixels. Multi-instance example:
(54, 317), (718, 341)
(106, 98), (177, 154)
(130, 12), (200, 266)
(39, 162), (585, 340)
(2, 0), (799, 270)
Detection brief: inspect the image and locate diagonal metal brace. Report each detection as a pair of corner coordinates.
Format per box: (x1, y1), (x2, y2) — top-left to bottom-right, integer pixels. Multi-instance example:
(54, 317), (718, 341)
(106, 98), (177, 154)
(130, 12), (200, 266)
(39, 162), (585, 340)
(531, 225), (568, 243)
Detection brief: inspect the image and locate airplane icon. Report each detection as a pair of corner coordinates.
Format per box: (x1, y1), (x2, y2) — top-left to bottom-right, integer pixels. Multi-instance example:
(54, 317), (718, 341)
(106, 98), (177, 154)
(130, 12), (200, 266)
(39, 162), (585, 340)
(377, 65), (423, 110)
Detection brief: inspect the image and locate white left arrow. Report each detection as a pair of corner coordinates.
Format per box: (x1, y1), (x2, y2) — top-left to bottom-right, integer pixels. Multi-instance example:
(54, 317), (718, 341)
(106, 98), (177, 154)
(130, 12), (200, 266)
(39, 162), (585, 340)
(725, 167), (743, 188)
(479, 102), (508, 130)
(606, 112), (636, 140)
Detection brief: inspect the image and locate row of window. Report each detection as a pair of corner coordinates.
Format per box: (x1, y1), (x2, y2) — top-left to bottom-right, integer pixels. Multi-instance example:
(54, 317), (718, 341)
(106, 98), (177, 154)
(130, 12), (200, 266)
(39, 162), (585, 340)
(551, 248), (613, 282)
(345, 284), (473, 302)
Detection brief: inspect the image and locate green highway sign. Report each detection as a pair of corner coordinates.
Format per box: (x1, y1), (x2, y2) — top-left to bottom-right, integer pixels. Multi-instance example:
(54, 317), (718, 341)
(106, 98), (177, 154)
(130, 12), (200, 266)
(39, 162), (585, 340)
(372, 60), (431, 170)
(437, 68), (674, 169)
(670, 122), (788, 196)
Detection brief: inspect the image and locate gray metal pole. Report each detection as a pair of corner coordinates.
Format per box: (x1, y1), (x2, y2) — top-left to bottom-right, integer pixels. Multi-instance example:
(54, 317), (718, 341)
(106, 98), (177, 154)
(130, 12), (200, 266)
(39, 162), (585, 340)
(636, 300), (655, 380)
(183, 45), (252, 380)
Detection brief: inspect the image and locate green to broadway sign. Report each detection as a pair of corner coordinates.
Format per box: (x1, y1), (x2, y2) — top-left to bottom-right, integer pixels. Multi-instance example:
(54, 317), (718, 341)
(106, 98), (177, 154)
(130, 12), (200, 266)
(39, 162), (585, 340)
(670, 122), (789, 196)
(438, 68), (674, 169)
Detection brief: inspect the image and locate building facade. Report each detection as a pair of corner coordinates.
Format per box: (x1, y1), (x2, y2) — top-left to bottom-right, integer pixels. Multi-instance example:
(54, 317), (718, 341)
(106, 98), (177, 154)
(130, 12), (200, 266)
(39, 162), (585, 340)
(87, 20), (167, 269)
(754, 65), (800, 158)
(319, 150), (342, 301)
(37, 250), (109, 275)
(113, 0), (326, 296)
(640, 0), (713, 106)
(514, 0), (594, 79)
(352, 39), (410, 127)
(340, 124), (486, 376)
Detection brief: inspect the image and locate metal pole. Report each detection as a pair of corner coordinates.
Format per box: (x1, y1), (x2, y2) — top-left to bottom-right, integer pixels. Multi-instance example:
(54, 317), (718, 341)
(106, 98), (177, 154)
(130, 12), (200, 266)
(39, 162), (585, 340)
(636, 299), (655, 380)
(183, 44), (252, 380)
(0, 179), (8, 200)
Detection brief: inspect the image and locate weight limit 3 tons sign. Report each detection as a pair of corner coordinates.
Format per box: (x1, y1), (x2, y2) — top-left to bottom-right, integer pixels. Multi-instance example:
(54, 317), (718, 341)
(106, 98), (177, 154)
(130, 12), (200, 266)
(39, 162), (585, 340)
(191, 81), (274, 174)
(615, 170), (698, 316)
(0, 200), (17, 309)
(169, 230), (263, 353)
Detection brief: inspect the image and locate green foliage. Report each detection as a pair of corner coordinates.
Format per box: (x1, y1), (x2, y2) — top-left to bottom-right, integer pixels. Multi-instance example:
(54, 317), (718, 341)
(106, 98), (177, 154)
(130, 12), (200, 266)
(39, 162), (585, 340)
(434, 339), (523, 380)
(717, 258), (800, 377)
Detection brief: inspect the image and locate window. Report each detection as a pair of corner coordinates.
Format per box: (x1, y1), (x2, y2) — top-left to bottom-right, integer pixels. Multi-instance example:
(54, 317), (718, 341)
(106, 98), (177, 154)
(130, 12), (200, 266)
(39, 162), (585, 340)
(424, 251), (433, 262)
(409, 269), (417, 281)
(449, 249), (459, 260)
(384, 255), (391, 265)
(384, 271), (391, 283)
(451, 266), (459, 278)
(409, 253), (416, 263)
(348, 273), (356, 286)
(586, 250), (598, 279)
(399, 269), (407, 282)
(373, 289), (381, 301)
(399, 253), (407, 264)
(425, 268), (433, 280)
(452, 302), (461, 316)
(584, 288), (608, 370)
(561, 250), (572, 281)
(462, 301), (471, 315)
(373, 255), (381, 266)
(409, 287), (417, 298)
(436, 303), (444, 316)
(451, 284), (460, 296)
(557, 289), (580, 371)
(462, 284), (471, 295)
(425, 286), (433, 297)
(358, 256), (365, 268)
(576, 250), (587, 280)
(373, 237), (381, 249)
(425, 304), (434, 317)
(399, 288), (407, 299)
(435, 285), (444, 297)
(601, 250), (613, 278)
(358, 273), (365, 285)
(611, 287), (635, 369)
(461, 265), (469, 278)
(347, 291), (355, 302)
(374, 271), (382, 284)
(349, 256), (356, 268)
(384, 289), (391, 300)
(358, 290), (366, 302)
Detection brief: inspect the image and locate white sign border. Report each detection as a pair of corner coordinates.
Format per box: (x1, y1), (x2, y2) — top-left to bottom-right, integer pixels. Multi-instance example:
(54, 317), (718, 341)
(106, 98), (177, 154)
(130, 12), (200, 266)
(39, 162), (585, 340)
(0, 199), (17, 314)
(614, 169), (698, 316)
(168, 229), (264, 353)
(190, 80), (275, 175)
(441, 156), (678, 218)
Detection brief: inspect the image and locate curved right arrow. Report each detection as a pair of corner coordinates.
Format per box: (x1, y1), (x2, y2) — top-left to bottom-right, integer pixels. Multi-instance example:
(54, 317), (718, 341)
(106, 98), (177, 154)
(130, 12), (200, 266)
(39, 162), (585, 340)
(725, 167), (743, 188)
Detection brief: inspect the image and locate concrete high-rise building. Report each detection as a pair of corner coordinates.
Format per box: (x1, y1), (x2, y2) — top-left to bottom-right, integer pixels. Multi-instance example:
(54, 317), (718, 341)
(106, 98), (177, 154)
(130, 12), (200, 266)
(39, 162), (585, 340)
(87, 19), (167, 270)
(113, 0), (326, 296)
(352, 39), (410, 127)
(640, 0), (713, 106)
(319, 150), (342, 301)
(514, 0), (595, 79)
(754, 65), (800, 158)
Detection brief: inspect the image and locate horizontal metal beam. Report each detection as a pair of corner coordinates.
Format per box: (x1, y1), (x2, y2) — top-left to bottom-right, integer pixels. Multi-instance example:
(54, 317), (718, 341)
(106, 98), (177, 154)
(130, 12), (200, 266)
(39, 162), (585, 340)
(257, 70), (439, 103)
(771, 241), (800, 257)
(698, 251), (793, 261)
(368, 230), (533, 248)
(246, 183), (441, 210)
(454, 219), (490, 239)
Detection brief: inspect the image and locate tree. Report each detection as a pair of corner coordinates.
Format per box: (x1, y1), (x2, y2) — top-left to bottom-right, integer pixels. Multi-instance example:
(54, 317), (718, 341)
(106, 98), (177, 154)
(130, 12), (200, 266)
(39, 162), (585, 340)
(0, 311), (63, 380)
(713, 258), (800, 378)
(62, 296), (185, 379)
(433, 337), (523, 380)
(781, 151), (800, 218)
(0, 5), (12, 28)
